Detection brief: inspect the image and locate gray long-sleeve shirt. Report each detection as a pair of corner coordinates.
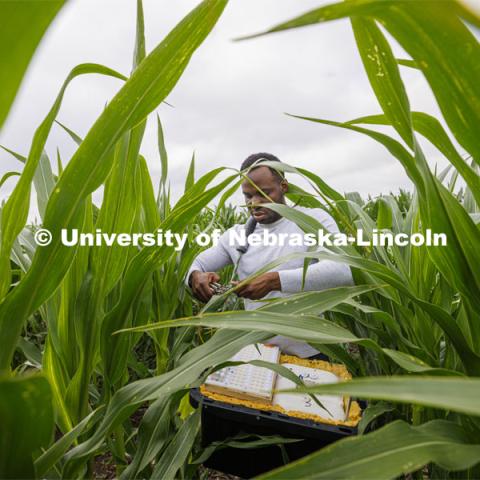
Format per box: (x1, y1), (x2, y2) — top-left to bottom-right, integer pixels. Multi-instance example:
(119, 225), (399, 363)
(186, 206), (354, 357)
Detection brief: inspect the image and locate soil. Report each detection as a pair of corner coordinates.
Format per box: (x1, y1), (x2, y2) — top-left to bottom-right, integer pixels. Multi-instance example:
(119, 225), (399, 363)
(201, 466), (244, 480)
(92, 457), (241, 480)
(93, 452), (116, 479)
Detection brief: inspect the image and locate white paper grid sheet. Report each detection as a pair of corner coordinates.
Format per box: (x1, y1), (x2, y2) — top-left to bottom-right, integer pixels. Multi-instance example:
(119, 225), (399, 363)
(273, 363), (346, 421)
(205, 344), (280, 401)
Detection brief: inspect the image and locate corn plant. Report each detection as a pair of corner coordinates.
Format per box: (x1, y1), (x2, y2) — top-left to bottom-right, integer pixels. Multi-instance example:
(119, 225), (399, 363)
(0, 0), (236, 476)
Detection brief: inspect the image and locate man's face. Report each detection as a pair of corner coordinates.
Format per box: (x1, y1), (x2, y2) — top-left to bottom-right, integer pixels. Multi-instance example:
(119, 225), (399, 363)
(241, 166), (288, 224)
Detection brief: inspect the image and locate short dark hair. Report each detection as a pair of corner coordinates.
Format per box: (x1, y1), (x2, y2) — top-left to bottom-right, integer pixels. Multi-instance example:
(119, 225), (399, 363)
(240, 152), (284, 181)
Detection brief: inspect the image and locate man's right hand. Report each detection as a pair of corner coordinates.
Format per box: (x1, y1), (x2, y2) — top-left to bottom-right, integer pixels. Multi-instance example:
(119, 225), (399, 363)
(189, 270), (221, 303)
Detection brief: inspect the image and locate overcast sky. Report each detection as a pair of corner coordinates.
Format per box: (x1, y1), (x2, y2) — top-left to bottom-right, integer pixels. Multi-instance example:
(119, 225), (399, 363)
(1, 0), (474, 221)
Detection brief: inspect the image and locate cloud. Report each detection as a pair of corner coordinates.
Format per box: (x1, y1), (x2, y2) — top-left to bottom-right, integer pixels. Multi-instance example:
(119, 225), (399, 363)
(0, 0), (458, 218)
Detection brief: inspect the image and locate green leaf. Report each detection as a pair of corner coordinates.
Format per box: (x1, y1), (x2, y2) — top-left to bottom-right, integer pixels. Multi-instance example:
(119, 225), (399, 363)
(286, 183), (324, 209)
(185, 151), (196, 192)
(283, 376), (480, 416)
(263, 286), (379, 315)
(118, 284), (462, 377)
(120, 395), (177, 479)
(118, 285), (379, 341)
(16, 337), (42, 368)
(55, 120), (84, 145)
(376, 197), (392, 230)
(396, 58), (418, 69)
(157, 114), (169, 187)
(380, 349), (462, 377)
(35, 151), (57, 219)
(132, 0), (146, 70)
(351, 16), (413, 147)
(35, 407), (103, 478)
(0, 1), (65, 129)
(193, 433), (301, 465)
(0, 375), (54, 479)
(258, 420), (480, 479)
(0, 146), (58, 220)
(235, 0), (381, 41)
(0, 171), (20, 191)
(151, 408), (201, 480)
(138, 155), (161, 231)
(297, 166), (345, 203)
(357, 401), (394, 435)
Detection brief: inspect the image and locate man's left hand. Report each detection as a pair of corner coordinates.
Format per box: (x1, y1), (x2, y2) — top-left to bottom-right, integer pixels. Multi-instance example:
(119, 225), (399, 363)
(232, 272), (281, 300)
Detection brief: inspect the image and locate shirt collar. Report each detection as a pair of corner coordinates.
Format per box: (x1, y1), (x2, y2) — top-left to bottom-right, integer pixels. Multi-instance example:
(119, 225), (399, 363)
(255, 214), (288, 230)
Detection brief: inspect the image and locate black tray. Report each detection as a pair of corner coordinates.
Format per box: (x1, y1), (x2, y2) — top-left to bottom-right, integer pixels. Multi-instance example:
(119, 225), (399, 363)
(190, 388), (359, 478)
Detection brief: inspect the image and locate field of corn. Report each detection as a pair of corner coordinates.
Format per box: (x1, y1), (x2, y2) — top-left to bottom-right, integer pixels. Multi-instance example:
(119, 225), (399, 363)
(1, 1), (480, 479)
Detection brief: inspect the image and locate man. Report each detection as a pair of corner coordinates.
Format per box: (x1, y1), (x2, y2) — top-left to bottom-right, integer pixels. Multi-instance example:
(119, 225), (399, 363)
(186, 153), (353, 357)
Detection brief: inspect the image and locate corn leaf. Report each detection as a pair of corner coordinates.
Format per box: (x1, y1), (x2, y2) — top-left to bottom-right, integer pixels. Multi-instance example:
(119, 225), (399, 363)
(0, 1), (65, 129)
(0, 172), (20, 190)
(258, 420), (480, 479)
(282, 376), (480, 416)
(396, 58), (418, 69)
(119, 285), (379, 340)
(157, 114), (169, 188)
(34, 407), (103, 478)
(120, 395), (179, 479)
(150, 408), (201, 480)
(357, 401), (395, 435)
(351, 16), (413, 147)
(185, 151), (196, 192)
(0, 375), (54, 479)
